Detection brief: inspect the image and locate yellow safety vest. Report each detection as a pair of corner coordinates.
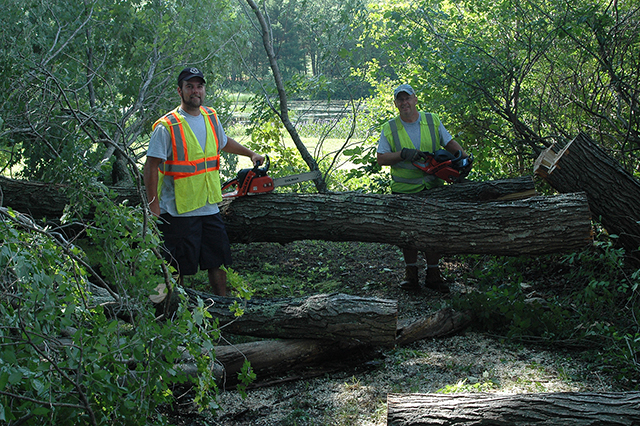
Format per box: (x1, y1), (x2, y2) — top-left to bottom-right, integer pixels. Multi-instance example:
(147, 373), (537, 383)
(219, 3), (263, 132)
(382, 112), (444, 193)
(152, 106), (223, 214)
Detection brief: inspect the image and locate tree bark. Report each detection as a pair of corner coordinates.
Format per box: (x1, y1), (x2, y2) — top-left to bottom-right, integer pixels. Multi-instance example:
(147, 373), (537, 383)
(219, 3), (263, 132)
(220, 192), (593, 256)
(534, 131), (640, 258)
(3, 175), (592, 255)
(395, 308), (472, 346)
(184, 290), (399, 346)
(387, 392), (640, 425)
(0, 175), (535, 219)
(178, 307), (472, 387)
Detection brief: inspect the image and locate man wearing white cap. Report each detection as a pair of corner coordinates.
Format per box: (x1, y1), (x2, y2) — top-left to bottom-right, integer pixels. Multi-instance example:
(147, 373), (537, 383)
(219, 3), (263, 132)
(377, 84), (471, 293)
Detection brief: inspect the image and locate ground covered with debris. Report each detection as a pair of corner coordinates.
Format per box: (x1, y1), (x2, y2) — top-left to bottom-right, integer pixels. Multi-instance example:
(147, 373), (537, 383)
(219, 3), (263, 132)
(168, 241), (625, 426)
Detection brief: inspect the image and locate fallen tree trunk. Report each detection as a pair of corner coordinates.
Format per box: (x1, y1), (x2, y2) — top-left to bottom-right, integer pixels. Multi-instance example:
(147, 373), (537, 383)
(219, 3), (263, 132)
(221, 192), (593, 255)
(534, 132), (640, 258)
(179, 307), (472, 387)
(0, 175), (536, 219)
(183, 290), (399, 346)
(4, 175), (590, 255)
(387, 392), (640, 425)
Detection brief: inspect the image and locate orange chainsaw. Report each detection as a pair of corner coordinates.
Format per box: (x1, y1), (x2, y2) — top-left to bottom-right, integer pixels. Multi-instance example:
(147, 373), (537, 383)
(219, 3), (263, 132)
(412, 149), (473, 183)
(221, 156), (321, 198)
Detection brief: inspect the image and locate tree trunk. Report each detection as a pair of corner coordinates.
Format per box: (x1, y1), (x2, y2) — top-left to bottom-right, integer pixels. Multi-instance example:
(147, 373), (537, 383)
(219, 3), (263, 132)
(0, 175), (535, 219)
(177, 307), (472, 387)
(387, 392), (640, 425)
(534, 131), (640, 258)
(184, 290), (399, 346)
(3, 175), (592, 255)
(221, 192), (593, 256)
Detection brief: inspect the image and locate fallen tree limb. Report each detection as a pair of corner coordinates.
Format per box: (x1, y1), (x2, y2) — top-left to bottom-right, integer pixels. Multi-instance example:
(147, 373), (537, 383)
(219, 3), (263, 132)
(395, 308), (472, 346)
(221, 192), (593, 255)
(387, 392), (640, 425)
(184, 306), (473, 387)
(183, 290), (399, 346)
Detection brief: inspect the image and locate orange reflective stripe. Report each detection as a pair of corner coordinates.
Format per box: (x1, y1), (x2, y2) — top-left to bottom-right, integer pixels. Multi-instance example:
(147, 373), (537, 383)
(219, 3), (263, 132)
(167, 112), (188, 162)
(160, 156), (220, 178)
(201, 106), (220, 149)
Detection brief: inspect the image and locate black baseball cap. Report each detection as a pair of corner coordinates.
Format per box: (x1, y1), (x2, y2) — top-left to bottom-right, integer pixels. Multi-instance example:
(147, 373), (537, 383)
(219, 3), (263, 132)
(177, 67), (206, 85)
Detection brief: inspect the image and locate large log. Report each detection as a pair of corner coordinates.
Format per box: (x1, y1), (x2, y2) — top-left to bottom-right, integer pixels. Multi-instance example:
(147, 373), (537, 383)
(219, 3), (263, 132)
(0, 176), (138, 219)
(4, 175), (590, 255)
(220, 192), (593, 255)
(0, 175), (536, 219)
(183, 290), (399, 346)
(178, 307), (473, 387)
(534, 132), (640, 257)
(387, 392), (640, 425)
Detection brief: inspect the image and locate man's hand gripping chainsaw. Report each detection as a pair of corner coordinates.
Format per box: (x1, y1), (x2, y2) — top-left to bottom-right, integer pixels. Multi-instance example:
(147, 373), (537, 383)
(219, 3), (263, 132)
(411, 149), (473, 183)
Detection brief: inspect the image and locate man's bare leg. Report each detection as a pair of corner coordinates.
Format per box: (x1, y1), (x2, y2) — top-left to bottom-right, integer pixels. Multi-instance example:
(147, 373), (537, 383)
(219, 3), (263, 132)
(208, 268), (227, 296)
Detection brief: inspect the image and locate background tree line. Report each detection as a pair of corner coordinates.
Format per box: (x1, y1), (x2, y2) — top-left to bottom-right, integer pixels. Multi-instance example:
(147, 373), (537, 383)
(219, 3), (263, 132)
(1, 0), (639, 424)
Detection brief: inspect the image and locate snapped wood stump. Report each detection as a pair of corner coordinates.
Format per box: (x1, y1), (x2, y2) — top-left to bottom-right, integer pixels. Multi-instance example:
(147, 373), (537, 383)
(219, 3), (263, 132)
(534, 131), (640, 257)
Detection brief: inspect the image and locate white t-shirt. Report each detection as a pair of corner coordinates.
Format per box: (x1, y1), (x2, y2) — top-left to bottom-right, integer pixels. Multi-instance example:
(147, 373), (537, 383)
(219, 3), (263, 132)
(147, 107), (228, 217)
(377, 113), (453, 154)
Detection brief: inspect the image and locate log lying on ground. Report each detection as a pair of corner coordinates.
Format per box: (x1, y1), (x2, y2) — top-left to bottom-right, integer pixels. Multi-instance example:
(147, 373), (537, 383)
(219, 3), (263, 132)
(0, 176), (140, 219)
(221, 192), (593, 255)
(395, 308), (472, 346)
(387, 392), (640, 425)
(183, 290), (399, 346)
(534, 131), (640, 257)
(0, 175), (535, 220)
(180, 306), (473, 387)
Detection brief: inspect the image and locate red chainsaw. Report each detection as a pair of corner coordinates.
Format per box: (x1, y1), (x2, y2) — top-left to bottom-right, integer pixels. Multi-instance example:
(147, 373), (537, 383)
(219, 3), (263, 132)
(412, 149), (473, 183)
(221, 155), (321, 198)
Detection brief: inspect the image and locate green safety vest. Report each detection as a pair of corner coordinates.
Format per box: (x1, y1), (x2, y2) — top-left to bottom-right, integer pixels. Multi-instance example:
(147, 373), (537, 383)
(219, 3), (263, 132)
(153, 106), (223, 214)
(382, 112), (444, 193)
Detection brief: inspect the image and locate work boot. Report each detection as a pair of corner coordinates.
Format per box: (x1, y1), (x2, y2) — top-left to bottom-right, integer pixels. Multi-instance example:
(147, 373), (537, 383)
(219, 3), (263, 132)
(400, 265), (420, 291)
(425, 267), (450, 294)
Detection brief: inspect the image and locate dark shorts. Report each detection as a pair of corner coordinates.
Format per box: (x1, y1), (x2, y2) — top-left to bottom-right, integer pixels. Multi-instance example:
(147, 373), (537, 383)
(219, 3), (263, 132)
(158, 213), (232, 276)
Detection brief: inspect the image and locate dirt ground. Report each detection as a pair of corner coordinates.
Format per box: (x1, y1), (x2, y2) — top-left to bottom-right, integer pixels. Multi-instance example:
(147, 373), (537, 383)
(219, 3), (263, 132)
(167, 241), (623, 426)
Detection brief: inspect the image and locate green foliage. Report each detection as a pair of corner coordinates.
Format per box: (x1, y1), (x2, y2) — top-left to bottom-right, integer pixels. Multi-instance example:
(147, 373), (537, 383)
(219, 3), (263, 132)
(451, 234), (640, 384)
(0, 199), (226, 425)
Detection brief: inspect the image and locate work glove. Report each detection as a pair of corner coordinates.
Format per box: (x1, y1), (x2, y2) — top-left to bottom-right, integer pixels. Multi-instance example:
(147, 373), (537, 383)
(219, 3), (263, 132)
(456, 154), (474, 178)
(400, 148), (425, 162)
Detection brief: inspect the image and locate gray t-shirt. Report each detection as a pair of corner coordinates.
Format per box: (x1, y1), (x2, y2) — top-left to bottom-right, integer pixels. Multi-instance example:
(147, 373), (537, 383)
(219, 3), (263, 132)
(377, 113), (453, 154)
(147, 107), (228, 217)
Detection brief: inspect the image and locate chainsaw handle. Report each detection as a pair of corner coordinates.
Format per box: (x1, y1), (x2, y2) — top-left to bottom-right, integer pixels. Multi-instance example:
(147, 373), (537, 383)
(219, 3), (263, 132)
(255, 155), (270, 174)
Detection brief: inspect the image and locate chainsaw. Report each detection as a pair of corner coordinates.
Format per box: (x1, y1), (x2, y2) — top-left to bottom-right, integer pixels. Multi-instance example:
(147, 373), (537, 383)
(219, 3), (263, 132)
(221, 155), (321, 198)
(412, 149), (473, 183)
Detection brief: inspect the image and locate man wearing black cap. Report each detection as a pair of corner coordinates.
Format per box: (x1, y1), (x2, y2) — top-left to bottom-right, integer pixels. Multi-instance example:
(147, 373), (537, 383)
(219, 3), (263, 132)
(376, 84), (471, 294)
(143, 67), (264, 296)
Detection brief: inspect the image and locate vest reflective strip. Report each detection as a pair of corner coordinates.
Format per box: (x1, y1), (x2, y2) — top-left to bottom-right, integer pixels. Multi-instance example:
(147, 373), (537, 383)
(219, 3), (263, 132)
(424, 113), (437, 153)
(201, 106), (223, 144)
(165, 112), (188, 162)
(161, 158), (220, 175)
(389, 119), (403, 152)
